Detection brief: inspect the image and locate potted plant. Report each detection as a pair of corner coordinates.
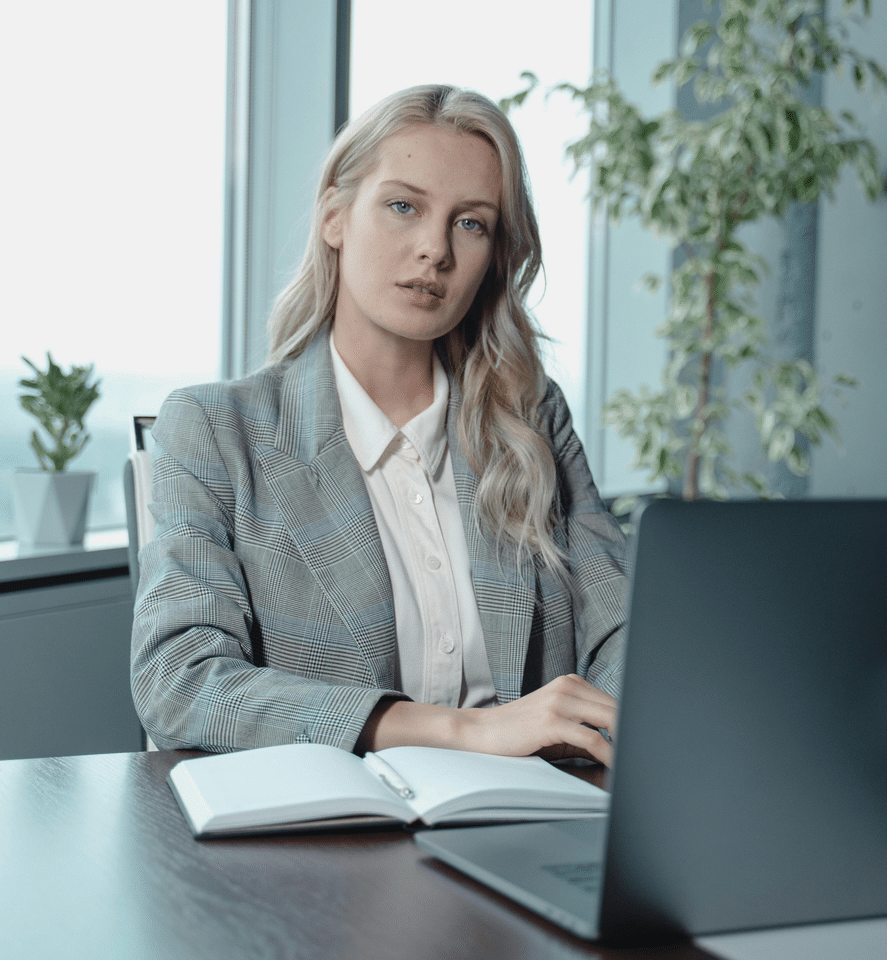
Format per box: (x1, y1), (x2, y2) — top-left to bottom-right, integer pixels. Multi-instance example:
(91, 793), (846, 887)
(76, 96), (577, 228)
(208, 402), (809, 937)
(12, 353), (102, 547)
(505, 0), (885, 506)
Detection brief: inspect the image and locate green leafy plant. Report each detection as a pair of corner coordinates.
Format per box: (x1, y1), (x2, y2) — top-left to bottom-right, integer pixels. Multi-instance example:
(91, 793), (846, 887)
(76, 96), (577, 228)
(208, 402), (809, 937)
(18, 353), (102, 472)
(505, 0), (885, 501)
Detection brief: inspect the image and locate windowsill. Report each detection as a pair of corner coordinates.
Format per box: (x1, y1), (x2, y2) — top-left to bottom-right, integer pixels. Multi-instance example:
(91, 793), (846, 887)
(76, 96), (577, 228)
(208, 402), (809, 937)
(0, 528), (129, 585)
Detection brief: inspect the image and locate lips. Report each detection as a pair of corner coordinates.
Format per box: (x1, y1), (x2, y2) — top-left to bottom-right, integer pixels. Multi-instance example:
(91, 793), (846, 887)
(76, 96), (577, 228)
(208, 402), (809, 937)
(399, 278), (445, 299)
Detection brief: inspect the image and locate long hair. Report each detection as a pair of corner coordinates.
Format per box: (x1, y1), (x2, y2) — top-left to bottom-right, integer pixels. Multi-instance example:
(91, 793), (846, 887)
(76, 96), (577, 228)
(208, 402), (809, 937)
(267, 85), (565, 575)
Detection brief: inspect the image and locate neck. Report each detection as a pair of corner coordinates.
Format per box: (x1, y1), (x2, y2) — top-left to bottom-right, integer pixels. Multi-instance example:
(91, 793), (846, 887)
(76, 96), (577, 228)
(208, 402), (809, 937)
(331, 324), (436, 429)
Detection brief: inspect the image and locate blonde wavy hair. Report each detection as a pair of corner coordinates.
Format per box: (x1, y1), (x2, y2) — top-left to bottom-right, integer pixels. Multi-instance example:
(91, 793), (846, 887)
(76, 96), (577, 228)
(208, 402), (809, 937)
(267, 84), (565, 574)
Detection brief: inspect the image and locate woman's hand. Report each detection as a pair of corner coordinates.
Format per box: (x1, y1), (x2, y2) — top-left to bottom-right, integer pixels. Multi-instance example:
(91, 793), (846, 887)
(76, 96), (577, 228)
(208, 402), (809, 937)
(457, 674), (617, 766)
(358, 674), (618, 767)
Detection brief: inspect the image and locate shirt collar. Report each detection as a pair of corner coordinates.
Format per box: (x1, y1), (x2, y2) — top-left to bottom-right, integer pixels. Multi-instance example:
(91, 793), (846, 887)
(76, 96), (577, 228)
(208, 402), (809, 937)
(329, 333), (449, 475)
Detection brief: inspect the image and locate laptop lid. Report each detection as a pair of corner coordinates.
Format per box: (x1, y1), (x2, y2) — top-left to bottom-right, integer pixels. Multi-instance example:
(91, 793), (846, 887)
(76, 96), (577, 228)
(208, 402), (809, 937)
(599, 498), (887, 942)
(416, 499), (887, 945)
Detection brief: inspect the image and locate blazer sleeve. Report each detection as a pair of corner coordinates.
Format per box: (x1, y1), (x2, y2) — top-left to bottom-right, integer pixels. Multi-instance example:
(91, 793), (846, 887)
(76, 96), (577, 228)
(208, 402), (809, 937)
(130, 388), (404, 754)
(539, 380), (630, 698)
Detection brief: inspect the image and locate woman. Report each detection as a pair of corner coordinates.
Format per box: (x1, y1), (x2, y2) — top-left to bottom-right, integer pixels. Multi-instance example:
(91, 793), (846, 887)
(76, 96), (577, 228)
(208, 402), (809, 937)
(131, 85), (628, 766)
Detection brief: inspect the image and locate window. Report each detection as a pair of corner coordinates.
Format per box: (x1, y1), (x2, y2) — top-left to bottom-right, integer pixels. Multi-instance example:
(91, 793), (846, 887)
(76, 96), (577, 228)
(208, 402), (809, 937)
(0, 0), (227, 539)
(349, 0), (594, 438)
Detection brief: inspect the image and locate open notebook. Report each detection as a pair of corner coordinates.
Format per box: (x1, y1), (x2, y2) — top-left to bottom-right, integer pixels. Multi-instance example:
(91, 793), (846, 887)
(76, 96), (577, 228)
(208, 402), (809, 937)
(168, 743), (609, 837)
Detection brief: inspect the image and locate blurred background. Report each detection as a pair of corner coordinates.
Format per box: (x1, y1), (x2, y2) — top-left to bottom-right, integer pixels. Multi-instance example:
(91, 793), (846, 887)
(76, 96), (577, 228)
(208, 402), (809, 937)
(1, 0), (885, 542)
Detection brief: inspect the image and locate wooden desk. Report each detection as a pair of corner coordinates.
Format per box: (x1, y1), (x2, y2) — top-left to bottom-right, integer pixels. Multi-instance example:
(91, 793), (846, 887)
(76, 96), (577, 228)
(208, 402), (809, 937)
(0, 750), (719, 960)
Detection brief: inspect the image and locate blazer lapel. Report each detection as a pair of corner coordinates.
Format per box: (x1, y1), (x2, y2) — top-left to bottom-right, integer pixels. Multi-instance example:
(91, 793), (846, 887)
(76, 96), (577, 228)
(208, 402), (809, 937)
(257, 334), (397, 689)
(446, 385), (535, 704)
(256, 335), (534, 702)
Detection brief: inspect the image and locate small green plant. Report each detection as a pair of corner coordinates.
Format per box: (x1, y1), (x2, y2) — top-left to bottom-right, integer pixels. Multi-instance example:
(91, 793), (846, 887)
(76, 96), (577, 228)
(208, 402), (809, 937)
(504, 0), (886, 501)
(18, 353), (102, 472)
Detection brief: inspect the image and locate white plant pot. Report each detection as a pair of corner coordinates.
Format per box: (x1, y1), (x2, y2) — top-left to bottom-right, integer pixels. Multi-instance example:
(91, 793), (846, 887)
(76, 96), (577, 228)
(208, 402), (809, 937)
(11, 469), (96, 548)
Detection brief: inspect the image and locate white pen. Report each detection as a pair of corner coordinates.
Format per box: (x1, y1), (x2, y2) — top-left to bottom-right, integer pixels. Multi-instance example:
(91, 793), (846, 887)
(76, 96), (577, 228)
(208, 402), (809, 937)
(363, 752), (415, 799)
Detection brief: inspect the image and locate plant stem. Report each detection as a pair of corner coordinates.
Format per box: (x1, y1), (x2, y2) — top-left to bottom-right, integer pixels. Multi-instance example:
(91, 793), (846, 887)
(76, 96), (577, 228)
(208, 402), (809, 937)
(683, 264), (717, 501)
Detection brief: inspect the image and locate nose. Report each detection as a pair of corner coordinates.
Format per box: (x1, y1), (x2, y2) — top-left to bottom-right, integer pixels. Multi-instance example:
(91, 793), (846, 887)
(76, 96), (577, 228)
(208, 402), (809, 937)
(416, 218), (452, 269)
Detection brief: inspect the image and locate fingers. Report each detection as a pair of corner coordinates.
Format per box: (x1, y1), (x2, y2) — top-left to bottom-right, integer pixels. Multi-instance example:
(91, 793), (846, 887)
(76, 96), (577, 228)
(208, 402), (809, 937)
(456, 674), (620, 766)
(531, 675), (618, 766)
(549, 704), (615, 767)
(548, 674), (619, 739)
(536, 730), (613, 767)
(502, 675), (619, 765)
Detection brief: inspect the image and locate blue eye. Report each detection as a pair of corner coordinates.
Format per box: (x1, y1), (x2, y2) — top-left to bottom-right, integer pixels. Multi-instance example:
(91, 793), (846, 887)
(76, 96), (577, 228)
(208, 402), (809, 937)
(390, 200), (415, 215)
(459, 218), (485, 233)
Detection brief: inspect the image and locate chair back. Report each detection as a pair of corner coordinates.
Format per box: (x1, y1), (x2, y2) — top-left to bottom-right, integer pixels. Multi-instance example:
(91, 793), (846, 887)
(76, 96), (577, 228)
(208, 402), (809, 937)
(123, 415), (158, 752)
(123, 416), (157, 597)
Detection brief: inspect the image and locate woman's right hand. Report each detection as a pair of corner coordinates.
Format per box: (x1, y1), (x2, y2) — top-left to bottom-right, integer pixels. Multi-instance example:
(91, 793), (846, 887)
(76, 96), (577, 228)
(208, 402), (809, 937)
(457, 674), (617, 766)
(358, 674), (618, 767)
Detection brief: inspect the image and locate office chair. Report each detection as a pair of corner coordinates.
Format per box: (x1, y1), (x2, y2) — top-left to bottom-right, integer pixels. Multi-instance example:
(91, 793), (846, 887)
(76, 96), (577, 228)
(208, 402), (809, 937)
(123, 415), (157, 751)
(123, 415), (156, 597)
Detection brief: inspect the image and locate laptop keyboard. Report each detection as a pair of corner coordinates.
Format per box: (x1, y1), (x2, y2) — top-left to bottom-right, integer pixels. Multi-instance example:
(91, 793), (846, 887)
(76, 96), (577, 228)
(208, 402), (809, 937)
(542, 861), (603, 894)
(540, 819), (607, 894)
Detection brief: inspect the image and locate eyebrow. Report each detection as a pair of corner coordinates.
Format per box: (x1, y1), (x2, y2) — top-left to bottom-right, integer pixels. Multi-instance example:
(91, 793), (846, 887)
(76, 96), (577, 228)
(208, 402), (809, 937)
(378, 179), (500, 213)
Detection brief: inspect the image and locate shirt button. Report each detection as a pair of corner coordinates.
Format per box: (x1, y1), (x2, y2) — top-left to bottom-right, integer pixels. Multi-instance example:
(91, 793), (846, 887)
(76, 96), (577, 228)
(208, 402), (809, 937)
(439, 634), (455, 654)
(410, 491), (423, 504)
(426, 555), (441, 570)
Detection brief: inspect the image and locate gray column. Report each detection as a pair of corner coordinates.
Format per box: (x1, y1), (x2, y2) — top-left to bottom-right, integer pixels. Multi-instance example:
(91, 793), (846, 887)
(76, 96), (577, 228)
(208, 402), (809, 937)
(811, 0), (887, 497)
(586, 0), (677, 498)
(222, 0), (339, 379)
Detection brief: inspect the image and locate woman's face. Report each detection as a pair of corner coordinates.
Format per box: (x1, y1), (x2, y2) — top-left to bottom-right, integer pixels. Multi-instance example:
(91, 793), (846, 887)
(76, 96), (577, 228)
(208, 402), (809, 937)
(323, 123), (502, 355)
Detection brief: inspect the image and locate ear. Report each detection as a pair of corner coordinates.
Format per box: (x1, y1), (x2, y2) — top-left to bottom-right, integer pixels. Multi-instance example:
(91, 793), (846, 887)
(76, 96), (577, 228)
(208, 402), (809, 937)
(321, 186), (344, 249)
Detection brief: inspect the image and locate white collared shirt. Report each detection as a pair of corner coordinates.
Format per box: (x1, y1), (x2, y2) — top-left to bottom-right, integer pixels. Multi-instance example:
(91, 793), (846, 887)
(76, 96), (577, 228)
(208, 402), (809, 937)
(329, 336), (496, 709)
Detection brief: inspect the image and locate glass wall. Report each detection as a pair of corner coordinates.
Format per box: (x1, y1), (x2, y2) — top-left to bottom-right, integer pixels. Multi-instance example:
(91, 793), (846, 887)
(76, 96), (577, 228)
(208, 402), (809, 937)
(0, 0), (227, 538)
(349, 0), (594, 436)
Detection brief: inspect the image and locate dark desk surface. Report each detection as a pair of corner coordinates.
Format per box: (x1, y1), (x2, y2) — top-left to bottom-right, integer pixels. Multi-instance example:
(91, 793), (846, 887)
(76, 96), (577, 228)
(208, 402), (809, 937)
(0, 750), (720, 960)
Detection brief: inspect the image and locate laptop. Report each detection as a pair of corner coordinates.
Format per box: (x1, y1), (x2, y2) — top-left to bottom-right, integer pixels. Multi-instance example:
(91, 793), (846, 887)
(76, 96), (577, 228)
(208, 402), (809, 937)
(415, 499), (887, 943)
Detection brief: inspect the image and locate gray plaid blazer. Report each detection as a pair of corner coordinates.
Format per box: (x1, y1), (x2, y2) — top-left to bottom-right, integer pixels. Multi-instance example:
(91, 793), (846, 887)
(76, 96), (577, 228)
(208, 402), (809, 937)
(131, 333), (628, 753)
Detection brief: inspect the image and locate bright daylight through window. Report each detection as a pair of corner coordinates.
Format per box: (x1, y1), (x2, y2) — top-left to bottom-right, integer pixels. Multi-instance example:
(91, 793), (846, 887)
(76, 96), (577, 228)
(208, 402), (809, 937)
(0, 1), (226, 540)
